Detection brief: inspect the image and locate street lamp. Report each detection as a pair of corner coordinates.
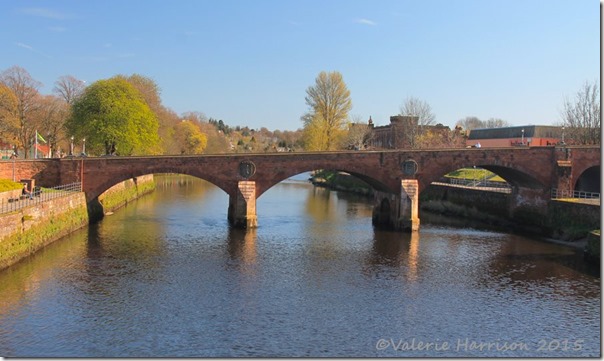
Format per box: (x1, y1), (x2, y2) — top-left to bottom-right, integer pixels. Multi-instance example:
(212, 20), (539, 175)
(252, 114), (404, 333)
(561, 126), (565, 145)
(70, 136), (74, 156)
(82, 138), (86, 155)
(521, 129), (525, 145)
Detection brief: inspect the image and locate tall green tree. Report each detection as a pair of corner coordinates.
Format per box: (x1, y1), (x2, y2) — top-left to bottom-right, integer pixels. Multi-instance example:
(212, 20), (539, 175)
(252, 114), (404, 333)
(67, 77), (161, 155)
(302, 71), (352, 151)
(119, 74), (181, 154)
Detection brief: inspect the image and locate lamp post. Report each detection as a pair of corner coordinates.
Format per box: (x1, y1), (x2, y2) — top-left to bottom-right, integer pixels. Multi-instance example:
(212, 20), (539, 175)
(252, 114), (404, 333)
(521, 129), (524, 145)
(561, 126), (565, 145)
(82, 138), (86, 155)
(70, 136), (74, 156)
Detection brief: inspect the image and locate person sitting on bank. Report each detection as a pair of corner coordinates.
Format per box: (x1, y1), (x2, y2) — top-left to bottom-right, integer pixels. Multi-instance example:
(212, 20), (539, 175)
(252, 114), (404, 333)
(22, 183), (33, 200)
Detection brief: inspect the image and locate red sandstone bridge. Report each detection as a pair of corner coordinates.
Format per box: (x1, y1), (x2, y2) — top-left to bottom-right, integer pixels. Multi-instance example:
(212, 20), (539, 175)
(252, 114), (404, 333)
(1, 145), (600, 231)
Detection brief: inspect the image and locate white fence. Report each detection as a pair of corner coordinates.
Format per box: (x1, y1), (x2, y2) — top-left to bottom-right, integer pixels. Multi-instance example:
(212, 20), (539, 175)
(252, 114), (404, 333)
(551, 188), (600, 200)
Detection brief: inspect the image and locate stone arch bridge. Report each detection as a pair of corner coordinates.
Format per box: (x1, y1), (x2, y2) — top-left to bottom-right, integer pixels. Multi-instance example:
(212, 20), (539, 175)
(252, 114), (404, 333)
(1, 145), (599, 231)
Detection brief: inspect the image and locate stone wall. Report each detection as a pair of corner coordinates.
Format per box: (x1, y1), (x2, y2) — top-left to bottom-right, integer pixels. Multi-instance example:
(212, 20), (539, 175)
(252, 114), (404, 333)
(98, 174), (155, 213)
(0, 192), (88, 270)
(0, 189), (24, 204)
(422, 184), (600, 240)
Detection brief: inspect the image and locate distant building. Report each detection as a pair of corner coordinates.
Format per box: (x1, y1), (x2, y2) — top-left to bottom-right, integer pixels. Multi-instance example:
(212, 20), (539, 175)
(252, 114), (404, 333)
(366, 115), (419, 149)
(466, 125), (564, 148)
(0, 141), (15, 159)
(365, 115), (462, 149)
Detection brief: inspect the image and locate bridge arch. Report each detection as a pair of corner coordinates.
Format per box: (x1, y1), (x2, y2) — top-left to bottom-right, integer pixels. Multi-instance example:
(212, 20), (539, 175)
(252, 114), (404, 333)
(420, 162), (545, 193)
(574, 165), (600, 193)
(86, 170), (229, 203)
(255, 164), (394, 198)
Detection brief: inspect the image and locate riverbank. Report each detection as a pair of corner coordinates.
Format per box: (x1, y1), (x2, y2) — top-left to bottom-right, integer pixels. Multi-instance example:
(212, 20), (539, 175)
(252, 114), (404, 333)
(310, 170), (374, 196)
(0, 192), (88, 270)
(0, 175), (156, 271)
(98, 174), (156, 214)
(310, 171), (600, 261)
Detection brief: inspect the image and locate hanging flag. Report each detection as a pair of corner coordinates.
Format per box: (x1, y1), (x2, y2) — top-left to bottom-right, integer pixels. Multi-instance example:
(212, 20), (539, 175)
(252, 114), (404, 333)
(36, 131), (47, 144)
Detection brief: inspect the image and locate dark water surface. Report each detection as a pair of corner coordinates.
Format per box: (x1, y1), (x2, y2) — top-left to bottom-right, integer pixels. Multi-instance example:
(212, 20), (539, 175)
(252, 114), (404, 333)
(0, 174), (599, 357)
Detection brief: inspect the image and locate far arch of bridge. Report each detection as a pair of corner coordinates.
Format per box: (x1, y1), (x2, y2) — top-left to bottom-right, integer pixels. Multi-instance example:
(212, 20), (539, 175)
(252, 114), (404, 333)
(253, 164), (395, 198)
(419, 162), (546, 192)
(84, 166), (231, 203)
(411, 148), (553, 193)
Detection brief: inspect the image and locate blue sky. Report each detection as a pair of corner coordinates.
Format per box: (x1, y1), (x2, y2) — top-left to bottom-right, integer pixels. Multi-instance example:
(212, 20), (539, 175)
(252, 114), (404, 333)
(1, 0), (600, 131)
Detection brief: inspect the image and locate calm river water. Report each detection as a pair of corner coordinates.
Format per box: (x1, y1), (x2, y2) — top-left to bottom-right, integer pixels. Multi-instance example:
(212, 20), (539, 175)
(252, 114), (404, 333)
(0, 174), (600, 357)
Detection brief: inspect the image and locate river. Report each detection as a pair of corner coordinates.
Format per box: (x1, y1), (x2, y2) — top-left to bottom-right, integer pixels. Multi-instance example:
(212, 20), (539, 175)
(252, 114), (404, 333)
(0, 174), (599, 357)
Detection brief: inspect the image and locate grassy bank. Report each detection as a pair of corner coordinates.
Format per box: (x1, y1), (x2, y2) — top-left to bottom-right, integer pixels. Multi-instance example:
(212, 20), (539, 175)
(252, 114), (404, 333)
(310, 170), (373, 196)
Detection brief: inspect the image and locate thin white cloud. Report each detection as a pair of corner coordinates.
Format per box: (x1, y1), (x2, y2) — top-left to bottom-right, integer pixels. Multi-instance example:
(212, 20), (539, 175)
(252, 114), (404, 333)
(16, 42), (33, 51)
(16, 42), (52, 59)
(48, 26), (67, 32)
(19, 7), (71, 20)
(355, 18), (377, 26)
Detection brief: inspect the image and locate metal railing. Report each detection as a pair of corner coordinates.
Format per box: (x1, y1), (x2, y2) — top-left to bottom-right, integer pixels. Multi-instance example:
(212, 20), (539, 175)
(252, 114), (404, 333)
(448, 177), (512, 189)
(551, 188), (600, 200)
(0, 182), (82, 214)
(438, 177), (512, 193)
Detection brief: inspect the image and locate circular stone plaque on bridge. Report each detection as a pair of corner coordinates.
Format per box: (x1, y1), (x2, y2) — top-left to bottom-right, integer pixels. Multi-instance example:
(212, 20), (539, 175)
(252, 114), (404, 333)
(239, 160), (257, 179)
(401, 159), (418, 176)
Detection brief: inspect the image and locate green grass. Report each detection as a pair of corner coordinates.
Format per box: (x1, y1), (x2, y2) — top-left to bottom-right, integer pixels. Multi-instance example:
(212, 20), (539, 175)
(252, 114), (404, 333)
(445, 168), (506, 182)
(0, 179), (24, 192)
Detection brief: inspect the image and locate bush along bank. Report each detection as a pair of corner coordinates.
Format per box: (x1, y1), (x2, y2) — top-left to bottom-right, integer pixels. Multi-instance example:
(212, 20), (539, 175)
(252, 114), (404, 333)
(0, 193), (89, 270)
(310, 170), (373, 197)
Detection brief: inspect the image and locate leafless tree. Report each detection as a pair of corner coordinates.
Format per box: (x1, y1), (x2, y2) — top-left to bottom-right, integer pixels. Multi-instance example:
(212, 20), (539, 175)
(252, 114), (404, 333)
(53, 75), (86, 105)
(483, 117), (510, 128)
(399, 96), (436, 148)
(456, 116), (509, 132)
(33, 95), (70, 156)
(344, 115), (373, 150)
(560, 80), (600, 145)
(455, 116), (483, 131)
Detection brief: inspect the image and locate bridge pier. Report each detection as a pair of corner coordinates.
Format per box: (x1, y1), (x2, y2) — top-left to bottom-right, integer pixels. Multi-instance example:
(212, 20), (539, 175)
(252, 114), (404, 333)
(509, 186), (549, 225)
(228, 181), (258, 229)
(372, 179), (420, 232)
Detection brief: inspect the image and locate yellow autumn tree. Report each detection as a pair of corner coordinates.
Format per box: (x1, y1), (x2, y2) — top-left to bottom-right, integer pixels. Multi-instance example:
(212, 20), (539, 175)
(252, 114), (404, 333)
(173, 120), (208, 154)
(0, 84), (19, 147)
(302, 71), (352, 151)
